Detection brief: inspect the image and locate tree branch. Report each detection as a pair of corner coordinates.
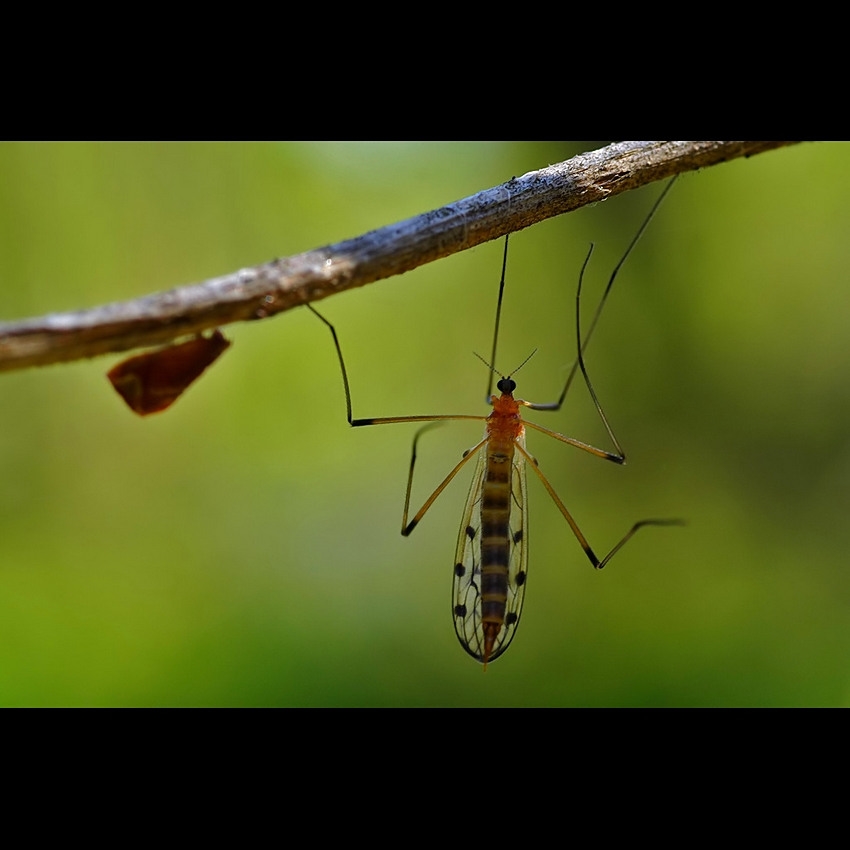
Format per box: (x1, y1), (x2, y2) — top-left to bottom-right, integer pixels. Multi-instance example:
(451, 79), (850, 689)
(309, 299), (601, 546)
(0, 141), (798, 373)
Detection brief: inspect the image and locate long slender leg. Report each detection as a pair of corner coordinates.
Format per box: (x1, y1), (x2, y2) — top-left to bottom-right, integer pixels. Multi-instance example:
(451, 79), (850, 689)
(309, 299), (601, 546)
(522, 418), (625, 464)
(308, 303), (483, 428)
(307, 304), (355, 425)
(528, 176), (678, 421)
(484, 234), (511, 403)
(401, 433), (487, 536)
(517, 180), (683, 565)
(309, 303), (488, 535)
(516, 442), (684, 569)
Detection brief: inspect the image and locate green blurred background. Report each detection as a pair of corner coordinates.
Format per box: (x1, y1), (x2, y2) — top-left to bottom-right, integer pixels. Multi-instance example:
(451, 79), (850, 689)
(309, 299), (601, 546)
(1, 142), (848, 706)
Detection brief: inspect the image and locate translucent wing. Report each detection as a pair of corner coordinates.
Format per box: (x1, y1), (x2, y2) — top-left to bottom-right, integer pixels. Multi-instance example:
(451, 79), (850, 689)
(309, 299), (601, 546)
(452, 435), (529, 664)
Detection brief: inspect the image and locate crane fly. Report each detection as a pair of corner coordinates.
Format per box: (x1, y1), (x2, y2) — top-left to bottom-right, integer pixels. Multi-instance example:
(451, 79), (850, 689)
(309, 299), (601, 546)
(310, 177), (682, 669)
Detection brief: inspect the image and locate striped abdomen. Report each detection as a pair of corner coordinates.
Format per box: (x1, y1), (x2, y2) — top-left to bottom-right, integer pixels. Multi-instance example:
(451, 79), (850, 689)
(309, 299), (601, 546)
(479, 435), (517, 663)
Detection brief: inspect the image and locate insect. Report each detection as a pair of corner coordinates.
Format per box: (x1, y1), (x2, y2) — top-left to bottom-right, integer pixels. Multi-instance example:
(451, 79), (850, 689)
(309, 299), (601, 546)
(309, 178), (682, 668)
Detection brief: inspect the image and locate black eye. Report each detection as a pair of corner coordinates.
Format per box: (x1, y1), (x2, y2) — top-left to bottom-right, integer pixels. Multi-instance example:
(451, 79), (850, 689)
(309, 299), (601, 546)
(497, 377), (516, 394)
